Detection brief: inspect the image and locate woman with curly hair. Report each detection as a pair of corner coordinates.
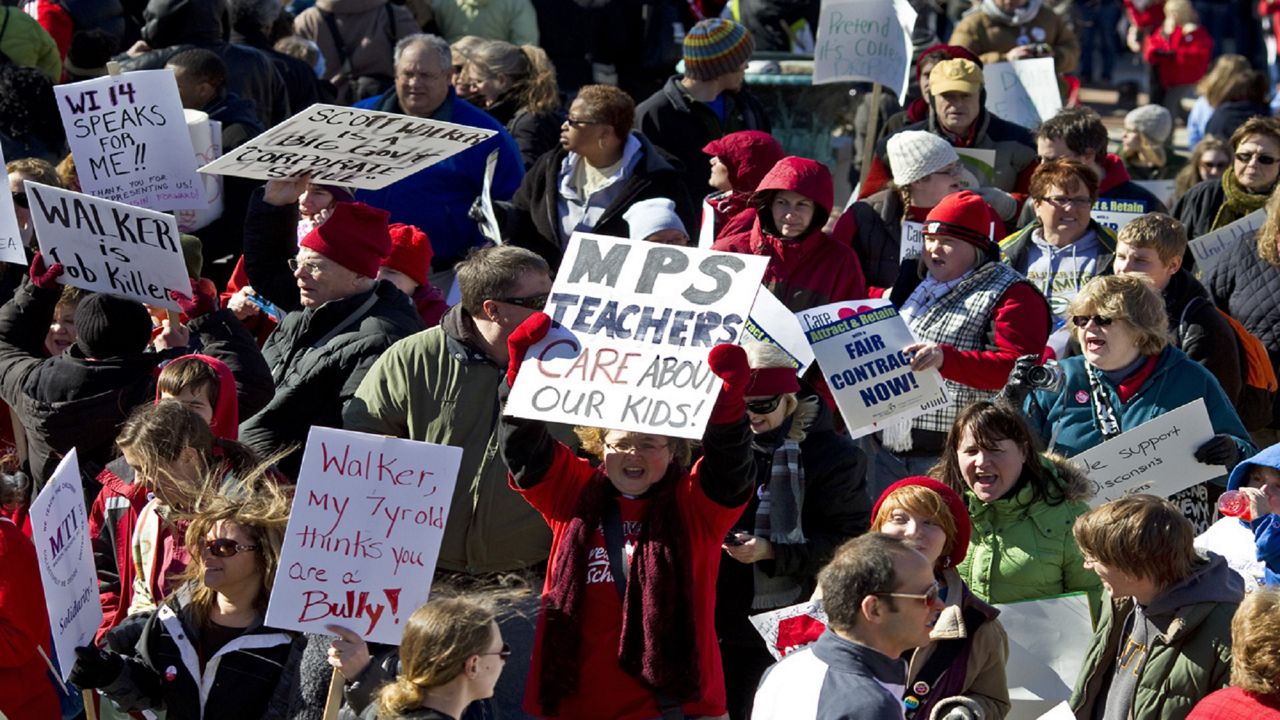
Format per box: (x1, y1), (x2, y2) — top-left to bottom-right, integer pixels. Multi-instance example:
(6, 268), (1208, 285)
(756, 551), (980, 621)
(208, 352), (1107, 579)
(1187, 587), (1280, 718)
(0, 63), (65, 164)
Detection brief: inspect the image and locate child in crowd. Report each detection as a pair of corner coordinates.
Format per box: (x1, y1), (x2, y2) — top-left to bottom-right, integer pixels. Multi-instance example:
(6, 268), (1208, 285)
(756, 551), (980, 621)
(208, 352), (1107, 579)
(1196, 444), (1280, 589)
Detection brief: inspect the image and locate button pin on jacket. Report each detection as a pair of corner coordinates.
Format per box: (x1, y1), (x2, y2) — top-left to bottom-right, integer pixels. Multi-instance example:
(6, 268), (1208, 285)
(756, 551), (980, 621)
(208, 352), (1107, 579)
(164, 666), (178, 682)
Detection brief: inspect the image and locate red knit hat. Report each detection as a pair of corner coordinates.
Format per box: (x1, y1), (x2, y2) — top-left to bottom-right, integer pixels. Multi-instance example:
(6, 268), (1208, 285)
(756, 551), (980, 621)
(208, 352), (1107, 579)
(299, 202), (392, 279)
(382, 223), (433, 286)
(744, 366), (801, 396)
(923, 190), (996, 259)
(871, 476), (972, 569)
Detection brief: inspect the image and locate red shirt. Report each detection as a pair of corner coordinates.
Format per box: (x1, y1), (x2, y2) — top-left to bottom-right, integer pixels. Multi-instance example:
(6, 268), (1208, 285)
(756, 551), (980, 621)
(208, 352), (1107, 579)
(515, 443), (743, 719)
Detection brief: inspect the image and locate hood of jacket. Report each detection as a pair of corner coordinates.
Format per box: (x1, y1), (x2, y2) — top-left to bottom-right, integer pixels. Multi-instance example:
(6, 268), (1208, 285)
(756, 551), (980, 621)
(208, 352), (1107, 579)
(749, 156), (834, 237)
(1143, 552), (1244, 621)
(1227, 442), (1280, 491)
(143, 0), (225, 47)
(1097, 154), (1135, 197)
(703, 130), (785, 194)
(316, 0), (392, 11)
(153, 354), (239, 441)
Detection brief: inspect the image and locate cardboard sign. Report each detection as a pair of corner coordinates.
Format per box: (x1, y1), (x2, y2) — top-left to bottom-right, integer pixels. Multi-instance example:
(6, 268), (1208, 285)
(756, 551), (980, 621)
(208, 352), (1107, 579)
(997, 593), (1093, 720)
(1091, 197), (1150, 233)
(55, 69), (205, 211)
(266, 427), (462, 645)
(798, 299), (949, 439)
(812, 0), (918, 103)
(505, 232), (769, 438)
(749, 600), (829, 660)
(1134, 179), (1176, 208)
(984, 58), (1061, 129)
(1188, 208), (1267, 277)
(1073, 399), (1217, 507)
(899, 221), (924, 262)
(954, 147), (998, 188)
(24, 181), (189, 311)
(743, 285), (816, 374)
(199, 104), (497, 189)
(30, 449), (102, 680)
(0, 144), (25, 265)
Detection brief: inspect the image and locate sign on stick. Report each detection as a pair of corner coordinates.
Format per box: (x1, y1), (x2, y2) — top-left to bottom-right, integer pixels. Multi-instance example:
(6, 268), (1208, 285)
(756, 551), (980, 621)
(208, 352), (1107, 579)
(812, 0), (917, 103)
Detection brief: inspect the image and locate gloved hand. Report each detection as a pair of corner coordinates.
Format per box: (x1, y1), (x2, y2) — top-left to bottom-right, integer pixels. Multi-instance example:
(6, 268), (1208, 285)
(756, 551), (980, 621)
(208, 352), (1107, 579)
(1194, 434), (1240, 467)
(996, 354), (1040, 407)
(170, 278), (219, 318)
(68, 645), (124, 690)
(506, 312), (552, 387)
(0, 469), (30, 509)
(955, 166), (980, 191)
(707, 343), (751, 424)
(976, 185), (1017, 222)
(29, 252), (63, 291)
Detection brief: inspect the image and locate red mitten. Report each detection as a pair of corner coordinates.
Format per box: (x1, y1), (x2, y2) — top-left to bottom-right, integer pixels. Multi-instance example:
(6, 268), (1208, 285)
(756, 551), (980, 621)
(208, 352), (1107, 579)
(506, 311), (552, 387)
(707, 343), (751, 424)
(169, 278), (218, 318)
(29, 252), (63, 290)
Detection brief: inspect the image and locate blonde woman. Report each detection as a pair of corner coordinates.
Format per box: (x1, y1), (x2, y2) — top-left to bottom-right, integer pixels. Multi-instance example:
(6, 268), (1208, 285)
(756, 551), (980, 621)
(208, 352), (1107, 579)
(1121, 105), (1186, 181)
(1188, 588), (1280, 718)
(1187, 54), (1253, 148)
(458, 40), (562, 169)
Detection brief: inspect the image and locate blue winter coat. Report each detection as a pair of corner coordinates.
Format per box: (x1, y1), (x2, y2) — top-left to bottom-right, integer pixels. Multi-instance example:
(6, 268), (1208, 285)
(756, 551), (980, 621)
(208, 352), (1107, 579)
(1023, 345), (1254, 460)
(1225, 444), (1280, 585)
(354, 87), (525, 269)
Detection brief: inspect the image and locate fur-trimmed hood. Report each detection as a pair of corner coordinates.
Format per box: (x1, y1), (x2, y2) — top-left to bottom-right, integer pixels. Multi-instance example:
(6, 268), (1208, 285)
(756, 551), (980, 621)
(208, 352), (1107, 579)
(1040, 452), (1095, 502)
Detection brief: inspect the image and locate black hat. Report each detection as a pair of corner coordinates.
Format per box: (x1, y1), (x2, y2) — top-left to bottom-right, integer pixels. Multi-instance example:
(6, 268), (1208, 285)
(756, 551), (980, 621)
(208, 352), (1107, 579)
(74, 294), (154, 359)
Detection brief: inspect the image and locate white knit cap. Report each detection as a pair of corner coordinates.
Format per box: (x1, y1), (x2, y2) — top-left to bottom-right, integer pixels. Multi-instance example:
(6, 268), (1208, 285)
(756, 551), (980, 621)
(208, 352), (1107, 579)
(887, 130), (961, 187)
(1125, 104), (1173, 144)
(624, 198), (689, 242)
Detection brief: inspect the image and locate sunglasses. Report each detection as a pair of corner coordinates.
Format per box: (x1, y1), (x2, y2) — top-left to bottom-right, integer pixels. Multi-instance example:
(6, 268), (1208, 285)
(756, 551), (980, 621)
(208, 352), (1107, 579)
(495, 293), (548, 310)
(11, 192), (27, 209)
(746, 396), (783, 414)
(1235, 151), (1279, 166)
(875, 580), (942, 607)
(480, 643), (512, 661)
(205, 538), (259, 557)
(564, 116), (601, 128)
(1070, 314), (1114, 328)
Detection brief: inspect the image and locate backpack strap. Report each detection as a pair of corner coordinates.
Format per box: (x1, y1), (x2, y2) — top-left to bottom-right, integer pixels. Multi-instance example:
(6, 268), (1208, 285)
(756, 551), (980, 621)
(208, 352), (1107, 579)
(319, 9), (356, 79)
(1176, 295), (1206, 348)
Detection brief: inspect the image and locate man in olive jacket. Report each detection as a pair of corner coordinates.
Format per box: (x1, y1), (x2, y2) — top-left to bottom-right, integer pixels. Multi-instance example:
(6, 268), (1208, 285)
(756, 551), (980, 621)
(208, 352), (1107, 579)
(1070, 495), (1241, 720)
(343, 245), (576, 574)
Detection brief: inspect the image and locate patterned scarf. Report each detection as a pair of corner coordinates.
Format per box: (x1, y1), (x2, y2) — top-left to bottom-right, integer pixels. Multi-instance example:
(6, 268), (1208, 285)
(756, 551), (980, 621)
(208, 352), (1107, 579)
(752, 438), (806, 609)
(1212, 166), (1272, 232)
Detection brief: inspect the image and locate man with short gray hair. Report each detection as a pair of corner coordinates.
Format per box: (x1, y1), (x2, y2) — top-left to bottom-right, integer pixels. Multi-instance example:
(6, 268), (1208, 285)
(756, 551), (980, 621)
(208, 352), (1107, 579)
(354, 34), (525, 276)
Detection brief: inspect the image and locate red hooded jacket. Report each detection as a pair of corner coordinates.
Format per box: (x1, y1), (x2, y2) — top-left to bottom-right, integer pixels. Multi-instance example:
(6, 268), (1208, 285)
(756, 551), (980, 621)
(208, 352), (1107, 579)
(702, 130), (785, 243)
(0, 517), (58, 719)
(1143, 25), (1213, 89)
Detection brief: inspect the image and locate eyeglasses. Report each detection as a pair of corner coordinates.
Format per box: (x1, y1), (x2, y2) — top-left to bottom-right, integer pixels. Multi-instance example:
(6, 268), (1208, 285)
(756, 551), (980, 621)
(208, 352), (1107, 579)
(1071, 314), (1114, 328)
(564, 116), (601, 128)
(11, 192), (27, 209)
(287, 258), (326, 278)
(1038, 195), (1093, 209)
(494, 293), (548, 310)
(746, 396), (784, 414)
(1236, 151), (1279, 166)
(875, 581), (942, 607)
(480, 643), (512, 662)
(605, 439), (670, 454)
(205, 538), (259, 557)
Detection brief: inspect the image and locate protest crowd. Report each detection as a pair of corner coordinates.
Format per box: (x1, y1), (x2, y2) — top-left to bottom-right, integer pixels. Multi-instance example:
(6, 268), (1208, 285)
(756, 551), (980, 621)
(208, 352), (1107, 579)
(7, 0), (1280, 719)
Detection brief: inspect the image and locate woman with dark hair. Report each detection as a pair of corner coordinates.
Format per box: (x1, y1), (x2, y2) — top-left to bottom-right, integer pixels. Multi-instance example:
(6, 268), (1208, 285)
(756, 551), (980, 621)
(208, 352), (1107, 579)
(1174, 116), (1280, 240)
(508, 84), (695, 269)
(458, 40), (563, 169)
(932, 400), (1099, 604)
(0, 63), (66, 163)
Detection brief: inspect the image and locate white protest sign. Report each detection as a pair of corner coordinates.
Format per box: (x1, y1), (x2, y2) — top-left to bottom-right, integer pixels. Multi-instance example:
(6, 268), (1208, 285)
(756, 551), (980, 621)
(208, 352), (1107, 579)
(31, 449), (102, 680)
(55, 69), (205, 211)
(984, 58), (1061, 129)
(1073, 399), (1216, 507)
(1134, 179), (1176, 208)
(506, 232), (769, 438)
(743, 286), (815, 374)
(200, 104), (497, 189)
(954, 147), (998, 188)
(997, 593), (1092, 720)
(798, 298), (949, 438)
(0, 144), (25, 265)
(813, 0), (918, 103)
(899, 221), (924, 262)
(25, 181), (189, 311)
(1188, 208), (1267, 277)
(1091, 197), (1152, 234)
(699, 198), (716, 249)
(749, 600), (828, 660)
(477, 148), (502, 245)
(266, 427), (462, 645)
(176, 109), (224, 233)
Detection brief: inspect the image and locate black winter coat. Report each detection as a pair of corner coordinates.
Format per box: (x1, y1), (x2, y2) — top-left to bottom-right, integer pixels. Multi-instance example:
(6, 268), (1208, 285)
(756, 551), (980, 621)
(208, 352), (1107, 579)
(507, 133), (697, 269)
(486, 95), (563, 170)
(1165, 268), (1242, 404)
(635, 75), (772, 196)
(1173, 177), (1228, 242)
(714, 387), (870, 646)
(231, 27), (321, 119)
(1206, 232), (1280, 428)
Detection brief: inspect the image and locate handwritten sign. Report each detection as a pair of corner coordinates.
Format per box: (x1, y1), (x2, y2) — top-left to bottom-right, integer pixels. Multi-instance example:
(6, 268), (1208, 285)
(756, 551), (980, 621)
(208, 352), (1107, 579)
(743, 285), (815, 373)
(31, 449), (102, 680)
(998, 594), (1093, 720)
(750, 600), (829, 660)
(266, 427), (462, 645)
(798, 299), (949, 438)
(506, 232), (768, 438)
(899, 221), (924, 262)
(477, 149), (502, 245)
(1073, 399), (1216, 507)
(0, 144), (25, 265)
(55, 69), (204, 211)
(813, 0), (918, 103)
(1188, 208), (1266, 277)
(25, 181), (189, 311)
(176, 109), (224, 233)
(984, 58), (1061, 129)
(200, 104), (497, 189)
(1091, 197), (1149, 233)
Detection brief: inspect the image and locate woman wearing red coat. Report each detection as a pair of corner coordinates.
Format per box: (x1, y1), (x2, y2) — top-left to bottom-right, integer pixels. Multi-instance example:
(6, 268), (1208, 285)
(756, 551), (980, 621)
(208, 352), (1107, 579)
(1142, 0), (1213, 119)
(0, 514), (59, 720)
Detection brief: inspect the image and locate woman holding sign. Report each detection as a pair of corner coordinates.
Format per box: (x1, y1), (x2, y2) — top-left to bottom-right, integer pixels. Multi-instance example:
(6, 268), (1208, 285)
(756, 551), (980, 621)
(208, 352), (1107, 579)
(499, 313), (755, 720)
(69, 477), (301, 719)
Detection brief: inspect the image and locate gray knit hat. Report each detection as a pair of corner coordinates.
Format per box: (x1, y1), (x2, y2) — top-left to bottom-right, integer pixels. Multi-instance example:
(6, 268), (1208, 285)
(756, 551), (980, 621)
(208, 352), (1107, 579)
(887, 131), (960, 187)
(1125, 105), (1173, 144)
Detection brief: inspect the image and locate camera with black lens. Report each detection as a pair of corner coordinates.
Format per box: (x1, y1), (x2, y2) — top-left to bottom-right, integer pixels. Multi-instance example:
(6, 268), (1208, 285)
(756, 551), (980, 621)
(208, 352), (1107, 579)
(1019, 359), (1064, 392)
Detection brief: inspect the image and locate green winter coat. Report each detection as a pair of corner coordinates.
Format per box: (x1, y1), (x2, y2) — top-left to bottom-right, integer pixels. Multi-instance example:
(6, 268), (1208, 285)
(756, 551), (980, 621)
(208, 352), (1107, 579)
(956, 454), (1101, 605)
(429, 0), (538, 45)
(0, 8), (61, 82)
(1069, 553), (1241, 720)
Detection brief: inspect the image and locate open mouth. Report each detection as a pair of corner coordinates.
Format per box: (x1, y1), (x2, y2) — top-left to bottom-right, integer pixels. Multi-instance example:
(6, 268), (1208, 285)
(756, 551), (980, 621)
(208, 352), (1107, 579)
(1085, 336), (1106, 352)
(621, 465), (646, 480)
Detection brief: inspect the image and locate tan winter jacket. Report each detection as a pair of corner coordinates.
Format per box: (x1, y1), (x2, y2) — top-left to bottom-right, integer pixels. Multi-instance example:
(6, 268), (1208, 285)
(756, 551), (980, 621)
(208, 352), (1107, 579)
(294, 0), (420, 93)
(949, 4), (1080, 74)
